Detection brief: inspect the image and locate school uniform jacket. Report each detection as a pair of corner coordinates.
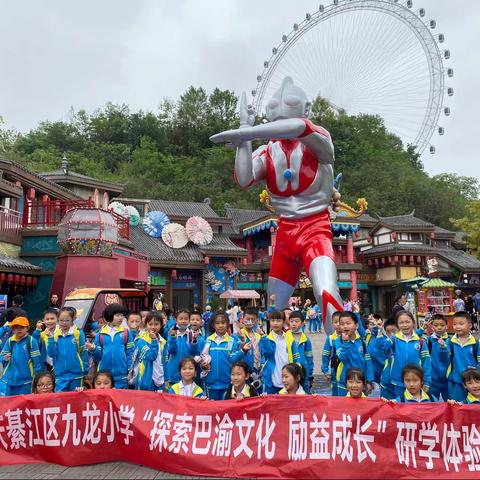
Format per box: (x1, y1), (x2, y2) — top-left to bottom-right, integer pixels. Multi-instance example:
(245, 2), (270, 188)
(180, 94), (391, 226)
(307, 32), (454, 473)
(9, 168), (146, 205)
(135, 332), (168, 391)
(168, 381), (204, 397)
(0, 335), (42, 386)
(47, 326), (89, 379)
(259, 330), (300, 391)
(204, 333), (244, 390)
(365, 332), (387, 384)
(166, 331), (201, 384)
(377, 331), (432, 388)
(32, 328), (50, 366)
(396, 389), (436, 403)
(294, 332), (314, 385)
(425, 333), (450, 386)
(334, 333), (374, 389)
(446, 334), (480, 386)
(91, 326), (135, 382)
(321, 332), (338, 376)
(236, 328), (263, 375)
(464, 393), (480, 404)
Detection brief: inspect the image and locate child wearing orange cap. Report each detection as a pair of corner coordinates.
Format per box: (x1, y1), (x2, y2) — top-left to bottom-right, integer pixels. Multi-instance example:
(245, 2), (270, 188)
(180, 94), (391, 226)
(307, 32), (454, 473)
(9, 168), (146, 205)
(0, 316), (42, 396)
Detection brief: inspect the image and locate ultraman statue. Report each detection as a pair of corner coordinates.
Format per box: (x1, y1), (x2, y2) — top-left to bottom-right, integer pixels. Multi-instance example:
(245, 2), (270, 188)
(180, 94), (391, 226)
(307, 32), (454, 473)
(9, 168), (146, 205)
(210, 77), (343, 333)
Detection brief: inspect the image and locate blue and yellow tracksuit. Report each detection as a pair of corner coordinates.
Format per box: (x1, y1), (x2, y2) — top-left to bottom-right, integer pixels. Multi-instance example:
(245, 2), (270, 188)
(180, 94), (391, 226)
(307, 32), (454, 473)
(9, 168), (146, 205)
(365, 330), (388, 384)
(0, 335), (42, 395)
(464, 393), (480, 404)
(396, 389), (437, 403)
(293, 332), (314, 393)
(0, 323), (13, 396)
(446, 334), (480, 401)
(168, 381), (204, 397)
(425, 333), (450, 401)
(377, 332), (432, 398)
(333, 333), (374, 396)
(223, 383), (258, 399)
(259, 330), (300, 394)
(204, 333), (244, 400)
(166, 331), (201, 384)
(47, 326), (89, 392)
(32, 328), (49, 367)
(91, 326), (135, 389)
(134, 332), (168, 391)
(321, 332), (339, 395)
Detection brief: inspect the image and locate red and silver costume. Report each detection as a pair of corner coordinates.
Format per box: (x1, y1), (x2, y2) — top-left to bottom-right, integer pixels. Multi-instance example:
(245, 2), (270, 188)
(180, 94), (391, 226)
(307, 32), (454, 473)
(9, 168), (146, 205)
(211, 77), (343, 333)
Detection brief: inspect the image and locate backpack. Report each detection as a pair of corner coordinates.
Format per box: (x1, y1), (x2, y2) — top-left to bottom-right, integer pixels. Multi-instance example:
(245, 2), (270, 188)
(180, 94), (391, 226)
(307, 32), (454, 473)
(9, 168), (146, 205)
(8, 335), (33, 359)
(331, 337), (368, 375)
(53, 327), (82, 354)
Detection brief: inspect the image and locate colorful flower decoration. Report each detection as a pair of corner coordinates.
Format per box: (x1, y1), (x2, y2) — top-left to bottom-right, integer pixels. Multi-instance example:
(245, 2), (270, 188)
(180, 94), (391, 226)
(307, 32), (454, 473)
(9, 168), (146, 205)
(108, 201), (127, 216)
(125, 205), (140, 227)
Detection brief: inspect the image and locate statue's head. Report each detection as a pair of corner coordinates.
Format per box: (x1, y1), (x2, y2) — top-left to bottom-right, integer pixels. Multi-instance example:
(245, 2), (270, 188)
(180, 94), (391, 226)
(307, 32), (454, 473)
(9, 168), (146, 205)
(266, 77), (310, 121)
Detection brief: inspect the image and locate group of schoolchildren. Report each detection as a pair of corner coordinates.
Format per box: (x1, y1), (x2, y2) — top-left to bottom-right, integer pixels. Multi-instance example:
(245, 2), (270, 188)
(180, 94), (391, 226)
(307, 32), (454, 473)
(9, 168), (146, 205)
(1, 302), (480, 405)
(322, 308), (480, 404)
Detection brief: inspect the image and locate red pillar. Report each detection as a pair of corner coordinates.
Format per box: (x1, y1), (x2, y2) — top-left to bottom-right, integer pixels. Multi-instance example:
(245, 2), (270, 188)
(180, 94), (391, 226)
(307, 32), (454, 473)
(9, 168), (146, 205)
(347, 234), (357, 301)
(246, 236), (254, 264)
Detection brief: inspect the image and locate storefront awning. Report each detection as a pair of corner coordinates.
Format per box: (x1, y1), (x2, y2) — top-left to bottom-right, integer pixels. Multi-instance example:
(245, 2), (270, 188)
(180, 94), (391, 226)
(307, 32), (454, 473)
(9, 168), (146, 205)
(219, 289), (260, 299)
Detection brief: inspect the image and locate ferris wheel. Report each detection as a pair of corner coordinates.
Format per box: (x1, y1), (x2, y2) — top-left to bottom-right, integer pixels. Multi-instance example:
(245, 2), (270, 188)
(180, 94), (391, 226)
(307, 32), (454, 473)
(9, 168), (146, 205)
(252, 0), (453, 155)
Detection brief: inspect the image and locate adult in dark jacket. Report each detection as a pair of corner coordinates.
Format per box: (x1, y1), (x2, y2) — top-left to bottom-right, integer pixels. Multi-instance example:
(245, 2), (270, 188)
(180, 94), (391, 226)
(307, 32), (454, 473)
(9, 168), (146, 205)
(0, 295), (27, 327)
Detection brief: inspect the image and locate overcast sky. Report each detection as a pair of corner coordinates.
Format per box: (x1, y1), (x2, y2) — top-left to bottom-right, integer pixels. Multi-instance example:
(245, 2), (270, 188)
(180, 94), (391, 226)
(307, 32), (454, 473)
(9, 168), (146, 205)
(0, 0), (478, 181)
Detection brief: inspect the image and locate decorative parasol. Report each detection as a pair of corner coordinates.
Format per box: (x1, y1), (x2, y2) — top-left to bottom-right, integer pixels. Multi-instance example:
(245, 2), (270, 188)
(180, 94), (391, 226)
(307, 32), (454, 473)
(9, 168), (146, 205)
(142, 211), (171, 238)
(162, 223), (189, 249)
(185, 216), (213, 246)
(108, 201), (126, 216)
(125, 205), (140, 227)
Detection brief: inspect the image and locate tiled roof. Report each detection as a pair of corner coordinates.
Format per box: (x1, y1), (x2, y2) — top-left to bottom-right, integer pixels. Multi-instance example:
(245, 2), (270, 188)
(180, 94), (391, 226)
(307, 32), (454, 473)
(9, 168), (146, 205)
(420, 278), (456, 289)
(434, 226), (456, 238)
(362, 244), (436, 256)
(0, 255), (41, 272)
(359, 213), (378, 225)
(41, 170), (125, 188)
(130, 228), (246, 265)
(436, 248), (480, 272)
(377, 213), (434, 230)
(225, 207), (271, 233)
(148, 200), (219, 219)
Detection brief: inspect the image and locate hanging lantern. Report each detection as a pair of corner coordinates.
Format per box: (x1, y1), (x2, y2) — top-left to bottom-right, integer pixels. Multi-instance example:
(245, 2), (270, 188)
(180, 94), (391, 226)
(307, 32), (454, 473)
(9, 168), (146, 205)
(394, 256), (399, 264)
(26, 277), (32, 286)
(20, 276), (26, 285)
(32, 277), (38, 287)
(242, 257), (248, 265)
(204, 256), (210, 265)
(7, 274), (13, 284)
(171, 270), (177, 280)
(14, 275), (20, 285)
(0, 273), (5, 283)
(26, 188), (35, 201)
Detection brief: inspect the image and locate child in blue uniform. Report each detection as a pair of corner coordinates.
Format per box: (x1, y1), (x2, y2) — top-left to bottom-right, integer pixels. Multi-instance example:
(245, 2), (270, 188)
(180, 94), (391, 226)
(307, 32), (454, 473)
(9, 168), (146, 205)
(446, 311), (480, 401)
(424, 314), (450, 401)
(168, 357), (205, 398)
(289, 310), (314, 392)
(394, 364), (437, 403)
(462, 368), (480, 404)
(279, 363), (306, 395)
(345, 368), (367, 399)
(200, 311), (246, 400)
(259, 310), (300, 394)
(236, 307), (263, 385)
(333, 312), (374, 396)
(364, 315), (386, 385)
(0, 316), (42, 395)
(86, 304), (135, 389)
(166, 309), (200, 385)
(321, 311), (342, 395)
(47, 307), (89, 391)
(134, 312), (168, 391)
(224, 361), (259, 400)
(33, 308), (58, 370)
(376, 311), (431, 399)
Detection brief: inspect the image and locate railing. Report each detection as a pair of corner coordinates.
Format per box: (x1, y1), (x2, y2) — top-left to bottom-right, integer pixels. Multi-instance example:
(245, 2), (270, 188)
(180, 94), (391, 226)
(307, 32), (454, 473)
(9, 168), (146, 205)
(0, 206), (22, 243)
(22, 198), (130, 241)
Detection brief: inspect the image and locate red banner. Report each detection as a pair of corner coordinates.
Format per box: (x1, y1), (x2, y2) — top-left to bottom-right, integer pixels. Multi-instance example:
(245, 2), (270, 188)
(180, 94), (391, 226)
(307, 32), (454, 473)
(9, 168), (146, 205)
(0, 390), (479, 478)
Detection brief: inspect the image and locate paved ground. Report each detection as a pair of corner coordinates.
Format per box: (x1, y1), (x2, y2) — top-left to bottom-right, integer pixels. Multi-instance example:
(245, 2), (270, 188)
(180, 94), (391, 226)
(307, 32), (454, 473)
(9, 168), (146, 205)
(0, 331), (345, 479)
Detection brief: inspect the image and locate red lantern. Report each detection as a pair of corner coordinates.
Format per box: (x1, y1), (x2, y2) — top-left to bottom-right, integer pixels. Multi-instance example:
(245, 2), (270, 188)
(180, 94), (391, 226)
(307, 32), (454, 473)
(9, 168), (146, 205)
(430, 232), (435, 240)
(171, 270), (177, 280)
(391, 232), (397, 241)
(242, 257), (248, 265)
(204, 256), (210, 265)
(0, 273), (5, 283)
(20, 276), (26, 285)
(7, 274), (13, 284)
(32, 277), (38, 287)
(26, 188), (35, 201)
(394, 256), (399, 264)
(42, 194), (49, 206)
(14, 275), (20, 285)
(26, 277), (32, 286)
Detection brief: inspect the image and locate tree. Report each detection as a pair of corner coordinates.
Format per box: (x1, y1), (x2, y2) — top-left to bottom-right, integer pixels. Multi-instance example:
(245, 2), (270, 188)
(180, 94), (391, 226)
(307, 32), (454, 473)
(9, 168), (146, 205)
(451, 200), (480, 258)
